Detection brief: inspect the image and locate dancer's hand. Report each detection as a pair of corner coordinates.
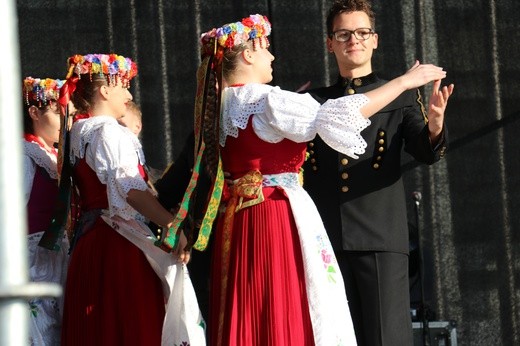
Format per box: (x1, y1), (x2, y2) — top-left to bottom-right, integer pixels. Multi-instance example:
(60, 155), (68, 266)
(400, 60), (447, 90)
(173, 230), (191, 264)
(428, 79), (455, 143)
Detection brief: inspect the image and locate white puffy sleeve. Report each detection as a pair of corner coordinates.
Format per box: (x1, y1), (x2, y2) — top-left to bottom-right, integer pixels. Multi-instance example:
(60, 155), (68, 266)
(85, 124), (149, 220)
(252, 87), (321, 143)
(315, 94), (371, 159)
(254, 88), (371, 158)
(23, 154), (36, 205)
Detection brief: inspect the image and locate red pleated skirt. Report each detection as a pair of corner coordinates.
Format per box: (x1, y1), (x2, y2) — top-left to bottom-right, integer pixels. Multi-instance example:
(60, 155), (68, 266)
(61, 218), (165, 345)
(210, 187), (315, 346)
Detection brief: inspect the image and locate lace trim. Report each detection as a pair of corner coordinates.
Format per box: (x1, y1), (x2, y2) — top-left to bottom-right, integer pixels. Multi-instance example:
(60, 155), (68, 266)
(220, 84), (274, 147)
(316, 94), (371, 159)
(70, 115), (144, 165)
(23, 141), (58, 179)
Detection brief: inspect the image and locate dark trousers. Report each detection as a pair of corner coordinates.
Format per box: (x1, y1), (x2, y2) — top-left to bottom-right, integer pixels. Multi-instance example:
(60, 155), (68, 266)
(337, 251), (413, 346)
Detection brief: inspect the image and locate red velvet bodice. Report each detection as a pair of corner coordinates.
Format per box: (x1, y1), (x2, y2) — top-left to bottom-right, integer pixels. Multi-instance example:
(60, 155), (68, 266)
(220, 117), (306, 180)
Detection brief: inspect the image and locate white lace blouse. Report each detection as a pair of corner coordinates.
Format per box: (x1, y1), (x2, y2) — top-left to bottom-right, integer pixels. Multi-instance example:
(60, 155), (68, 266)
(220, 83), (371, 159)
(69, 115), (149, 221)
(23, 140), (58, 204)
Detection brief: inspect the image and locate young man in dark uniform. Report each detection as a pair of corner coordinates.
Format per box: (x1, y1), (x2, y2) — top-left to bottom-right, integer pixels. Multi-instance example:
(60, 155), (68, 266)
(303, 1), (454, 345)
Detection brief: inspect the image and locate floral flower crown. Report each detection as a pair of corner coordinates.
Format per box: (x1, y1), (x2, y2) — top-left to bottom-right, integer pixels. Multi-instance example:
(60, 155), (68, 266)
(200, 14), (272, 57)
(23, 77), (65, 106)
(65, 53), (138, 87)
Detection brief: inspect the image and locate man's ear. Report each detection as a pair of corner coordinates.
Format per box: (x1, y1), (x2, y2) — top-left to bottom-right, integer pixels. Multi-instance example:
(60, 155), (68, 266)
(326, 37), (334, 53)
(372, 33), (379, 49)
(28, 105), (40, 121)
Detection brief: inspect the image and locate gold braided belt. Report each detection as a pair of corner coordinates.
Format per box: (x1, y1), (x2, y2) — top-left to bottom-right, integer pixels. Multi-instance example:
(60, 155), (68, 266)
(232, 170), (265, 213)
(225, 170), (300, 216)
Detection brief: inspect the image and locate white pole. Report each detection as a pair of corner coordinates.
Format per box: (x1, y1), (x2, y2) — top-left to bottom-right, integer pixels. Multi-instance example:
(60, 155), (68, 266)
(0, 1), (62, 344)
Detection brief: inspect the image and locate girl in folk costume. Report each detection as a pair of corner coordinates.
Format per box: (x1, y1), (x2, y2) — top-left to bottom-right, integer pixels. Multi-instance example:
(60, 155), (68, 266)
(23, 77), (69, 346)
(59, 54), (205, 346)
(156, 14), (447, 346)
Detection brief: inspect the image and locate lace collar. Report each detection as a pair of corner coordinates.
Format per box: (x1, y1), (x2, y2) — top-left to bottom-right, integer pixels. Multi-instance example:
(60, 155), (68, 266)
(23, 140), (58, 179)
(70, 115), (145, 165)
(220, 83), (275, 146)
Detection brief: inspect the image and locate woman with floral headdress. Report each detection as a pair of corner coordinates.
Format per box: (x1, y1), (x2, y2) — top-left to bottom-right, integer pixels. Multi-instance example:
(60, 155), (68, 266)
(156, 14), (447, 346)
(58, 54), (205, 345)
(23, 77), (69, 346)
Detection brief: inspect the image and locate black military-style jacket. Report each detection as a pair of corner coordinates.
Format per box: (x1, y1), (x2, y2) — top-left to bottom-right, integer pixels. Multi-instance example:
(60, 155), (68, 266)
(303, 73), (448, 254)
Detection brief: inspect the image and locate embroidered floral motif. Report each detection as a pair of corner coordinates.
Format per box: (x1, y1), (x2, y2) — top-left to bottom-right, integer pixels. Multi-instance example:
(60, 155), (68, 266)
(315, 234), (338, 283)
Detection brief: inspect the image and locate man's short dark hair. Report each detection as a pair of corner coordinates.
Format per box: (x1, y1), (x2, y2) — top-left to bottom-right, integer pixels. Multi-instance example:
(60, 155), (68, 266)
(326, 0), (376, 36)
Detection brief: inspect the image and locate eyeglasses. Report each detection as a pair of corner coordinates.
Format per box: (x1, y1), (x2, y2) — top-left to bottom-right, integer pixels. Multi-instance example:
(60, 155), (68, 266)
(332, 28), (375, 42)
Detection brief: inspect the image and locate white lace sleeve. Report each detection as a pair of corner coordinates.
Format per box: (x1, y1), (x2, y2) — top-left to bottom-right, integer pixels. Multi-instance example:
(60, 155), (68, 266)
(253, 87), (321, 143)
(316, 94), (371, 159)
(23, 154), (35, 205)
(85, 123), (149, 220)
(255, 90), (371, 158)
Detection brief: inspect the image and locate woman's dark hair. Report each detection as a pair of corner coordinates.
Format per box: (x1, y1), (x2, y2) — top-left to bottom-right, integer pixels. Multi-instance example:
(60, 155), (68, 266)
(22, 100), (59, 134)
(70, 74), (108, 115)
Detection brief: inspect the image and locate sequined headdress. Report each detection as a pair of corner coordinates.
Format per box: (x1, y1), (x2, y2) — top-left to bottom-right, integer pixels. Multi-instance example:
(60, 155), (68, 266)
(65, 53), (137, 87)
(156, 14), (272, 254)
(200, 14), (272, 61)
(23, 77), (64, 107)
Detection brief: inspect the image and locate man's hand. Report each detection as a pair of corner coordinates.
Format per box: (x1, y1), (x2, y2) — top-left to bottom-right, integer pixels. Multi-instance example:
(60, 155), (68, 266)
(428, 79), (455, 144)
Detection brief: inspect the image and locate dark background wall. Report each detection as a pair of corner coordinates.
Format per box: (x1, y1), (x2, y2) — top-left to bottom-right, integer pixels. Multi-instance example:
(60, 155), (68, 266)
(16, 0), (520, 345)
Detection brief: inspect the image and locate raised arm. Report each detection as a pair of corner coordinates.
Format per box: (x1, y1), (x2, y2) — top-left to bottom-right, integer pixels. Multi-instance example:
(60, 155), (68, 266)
(360, 61), (447, 118)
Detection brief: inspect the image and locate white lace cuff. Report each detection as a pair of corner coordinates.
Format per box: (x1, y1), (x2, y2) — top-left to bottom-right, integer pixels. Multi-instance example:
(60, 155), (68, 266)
(316, 94), (371, 159)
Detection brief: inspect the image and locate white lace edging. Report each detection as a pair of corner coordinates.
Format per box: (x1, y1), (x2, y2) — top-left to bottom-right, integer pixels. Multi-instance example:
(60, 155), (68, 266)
(70, 116), (145, 166)
(220, 84), (274, 147)
(316, 94), (371, 159)
(221, 84), (324, 145)
(23, 140), (58, 179)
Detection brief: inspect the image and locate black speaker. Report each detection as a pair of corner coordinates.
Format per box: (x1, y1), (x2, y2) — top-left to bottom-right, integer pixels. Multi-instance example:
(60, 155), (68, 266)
(412, 320), (457, 346)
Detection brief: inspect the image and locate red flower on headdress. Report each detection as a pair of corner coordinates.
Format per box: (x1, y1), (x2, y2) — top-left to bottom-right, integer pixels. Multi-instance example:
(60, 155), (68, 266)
(69, 55), (83, 65)
(225, 36), (235, 48)
(129, 63), (138, 79)
(242, 17), (255, 28)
